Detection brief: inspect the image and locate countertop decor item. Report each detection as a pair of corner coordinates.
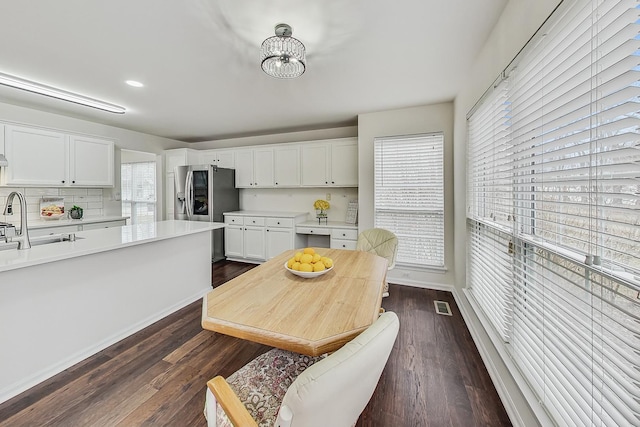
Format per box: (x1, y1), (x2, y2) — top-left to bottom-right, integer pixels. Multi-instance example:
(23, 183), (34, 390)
(69, 205), (83, 219)
(40, 197), (65, 219)
(284, 261), (333, 278)
(314, 199), (330, 224)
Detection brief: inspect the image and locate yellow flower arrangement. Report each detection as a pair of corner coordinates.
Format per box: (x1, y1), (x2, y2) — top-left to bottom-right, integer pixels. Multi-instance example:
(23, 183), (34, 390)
(313, 199), (330, 211)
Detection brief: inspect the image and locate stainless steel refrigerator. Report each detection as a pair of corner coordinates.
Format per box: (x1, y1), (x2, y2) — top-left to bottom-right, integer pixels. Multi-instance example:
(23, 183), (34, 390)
(174, 165), (239, 261)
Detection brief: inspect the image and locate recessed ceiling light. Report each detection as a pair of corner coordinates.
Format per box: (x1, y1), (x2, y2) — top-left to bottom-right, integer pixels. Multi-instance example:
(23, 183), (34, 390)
(125, 80), (144, 88)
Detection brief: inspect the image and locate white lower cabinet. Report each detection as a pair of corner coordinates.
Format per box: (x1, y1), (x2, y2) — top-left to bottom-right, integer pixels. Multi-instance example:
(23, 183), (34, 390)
(330, 228), (358, 250)
(224, 224), (245, 258)
(224, 212), (307, 263)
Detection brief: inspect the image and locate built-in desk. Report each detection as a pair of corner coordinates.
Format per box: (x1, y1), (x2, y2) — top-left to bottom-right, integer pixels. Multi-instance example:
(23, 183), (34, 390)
(296, 221), (358, 250)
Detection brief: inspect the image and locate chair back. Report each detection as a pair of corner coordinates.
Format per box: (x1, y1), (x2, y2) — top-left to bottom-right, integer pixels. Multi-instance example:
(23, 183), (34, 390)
(276, 311), (400, 427)
(356, 228), (398, 270)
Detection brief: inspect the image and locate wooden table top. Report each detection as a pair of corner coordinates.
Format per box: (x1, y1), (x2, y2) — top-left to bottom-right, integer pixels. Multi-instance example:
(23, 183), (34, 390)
(201, 248), (388, 356)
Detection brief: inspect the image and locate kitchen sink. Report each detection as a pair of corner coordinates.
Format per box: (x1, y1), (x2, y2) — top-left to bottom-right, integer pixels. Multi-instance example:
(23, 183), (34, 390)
(0, 234), (85, 251)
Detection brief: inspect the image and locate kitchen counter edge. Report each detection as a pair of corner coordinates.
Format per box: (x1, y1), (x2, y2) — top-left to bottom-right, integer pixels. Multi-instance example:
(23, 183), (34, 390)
(0, 220), (223, 273)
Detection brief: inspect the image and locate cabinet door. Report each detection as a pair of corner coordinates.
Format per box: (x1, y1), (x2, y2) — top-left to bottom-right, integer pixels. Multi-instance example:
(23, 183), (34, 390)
(216, 150), (235, 168)
(4, 125), (68, 186)
(69, 135), (114, 186)
(274, 145), (300, 187)
(165, 148), (197, 174)
(330, 139), (358, 186)
(266, 227), (293, 259)
(243, 225), (266, 260)
(225, 225), (244, 258)
(301, 144), (329, 186)
(199, 151), (218, 165)
(253, 147), (274, 187)
(234, 150), (254, 187)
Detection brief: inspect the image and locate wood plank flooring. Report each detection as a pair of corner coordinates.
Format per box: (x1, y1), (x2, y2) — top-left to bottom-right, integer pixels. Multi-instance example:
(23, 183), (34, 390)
(0, 260), (511, 427)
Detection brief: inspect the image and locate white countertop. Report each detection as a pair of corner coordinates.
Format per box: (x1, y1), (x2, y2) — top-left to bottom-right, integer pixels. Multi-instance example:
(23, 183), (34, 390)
(297, 220), (358, 230)
(0, 220), (224, 273)
(27, 216), (129, 230)
(224, 211), (309, 218)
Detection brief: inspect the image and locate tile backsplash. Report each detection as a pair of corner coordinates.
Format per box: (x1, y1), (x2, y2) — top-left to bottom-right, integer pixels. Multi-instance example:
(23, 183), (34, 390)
(0, 187), (104, 222)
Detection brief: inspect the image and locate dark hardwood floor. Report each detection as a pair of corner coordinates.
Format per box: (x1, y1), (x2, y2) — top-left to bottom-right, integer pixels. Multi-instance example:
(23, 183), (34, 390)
(0, 260), (511, 427)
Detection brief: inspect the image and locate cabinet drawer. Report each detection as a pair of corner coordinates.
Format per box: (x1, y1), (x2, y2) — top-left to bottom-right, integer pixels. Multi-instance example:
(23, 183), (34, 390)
(225, 215), (244, 225)
(331, 239), (357, 250)
(244, 216), (265, 226)
(296, 226), (330, 236)
(330, 228), (358, 240)
(265, 217), (293, 228)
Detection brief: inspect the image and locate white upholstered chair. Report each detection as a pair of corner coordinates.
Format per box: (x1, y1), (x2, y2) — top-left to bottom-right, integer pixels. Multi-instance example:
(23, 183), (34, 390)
(205, 311), (400, 427)
(356, 228), (398, 297)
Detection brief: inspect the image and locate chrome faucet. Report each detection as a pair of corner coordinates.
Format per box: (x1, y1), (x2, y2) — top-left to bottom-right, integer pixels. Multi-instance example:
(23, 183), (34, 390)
(3, 191), (31, 249)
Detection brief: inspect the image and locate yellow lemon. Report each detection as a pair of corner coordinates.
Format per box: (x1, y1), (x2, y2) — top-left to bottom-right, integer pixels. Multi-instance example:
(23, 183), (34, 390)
(300, 253), (314, 264)
(294, 252), (303, 262)
(322, 257), (333, 268)
(287, 258), (296, 269)
(299, 263), (313, 272)
(292, 262), (301, 271)
(312, 253), (322, 263)
(313, 262), (326, 272)
(303, 247), (315, 255)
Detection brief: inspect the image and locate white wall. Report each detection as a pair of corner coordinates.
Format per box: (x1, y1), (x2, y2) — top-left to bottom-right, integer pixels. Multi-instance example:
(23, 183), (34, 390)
(358, 103), (454, 288)
(239, 187), (358, 222)
(452, 1), (562, 426)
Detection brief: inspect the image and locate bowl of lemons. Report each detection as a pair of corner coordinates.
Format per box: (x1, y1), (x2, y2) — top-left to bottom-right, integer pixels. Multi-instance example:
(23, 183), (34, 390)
(285, 247), (334, 278)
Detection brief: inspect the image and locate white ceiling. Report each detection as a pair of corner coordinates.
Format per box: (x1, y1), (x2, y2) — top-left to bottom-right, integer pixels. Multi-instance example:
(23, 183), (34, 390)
(0, 0), (507, 143)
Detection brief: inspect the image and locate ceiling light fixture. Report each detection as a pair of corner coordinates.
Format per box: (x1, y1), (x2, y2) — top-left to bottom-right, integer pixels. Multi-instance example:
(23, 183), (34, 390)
(125, 80), (144, 88)
(0, 71), (126, 114)
(260, 23), (306, 79)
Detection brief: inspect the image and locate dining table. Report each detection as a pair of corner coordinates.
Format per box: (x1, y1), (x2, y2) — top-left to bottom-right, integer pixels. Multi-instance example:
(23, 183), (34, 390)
(201, 248), (389, 356)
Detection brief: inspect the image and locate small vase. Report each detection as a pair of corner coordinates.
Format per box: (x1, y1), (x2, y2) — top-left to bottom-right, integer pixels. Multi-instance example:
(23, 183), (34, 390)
(70, 208), (83, 219)
(316, 209), (328, 224)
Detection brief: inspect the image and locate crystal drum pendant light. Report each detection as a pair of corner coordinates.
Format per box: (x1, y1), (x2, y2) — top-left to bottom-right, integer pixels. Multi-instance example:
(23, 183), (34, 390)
(260, 23), (306, 79)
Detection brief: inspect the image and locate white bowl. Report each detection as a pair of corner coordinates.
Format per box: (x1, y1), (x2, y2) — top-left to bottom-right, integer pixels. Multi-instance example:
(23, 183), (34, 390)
(284, 261), (333, 278)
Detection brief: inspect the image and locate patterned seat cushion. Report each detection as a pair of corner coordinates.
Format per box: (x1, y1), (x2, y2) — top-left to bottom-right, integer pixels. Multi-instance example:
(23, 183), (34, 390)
(216, 349), (322, 427)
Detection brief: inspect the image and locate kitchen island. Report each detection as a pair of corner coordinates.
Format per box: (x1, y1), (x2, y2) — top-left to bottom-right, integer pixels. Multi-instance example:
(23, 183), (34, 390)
(0, 220), (223, 403)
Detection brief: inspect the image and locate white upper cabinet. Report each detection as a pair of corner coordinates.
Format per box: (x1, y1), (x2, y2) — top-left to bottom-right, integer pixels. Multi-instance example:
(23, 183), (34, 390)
(329, 138), (358, 186)
(69, 135), (114, 186)
(4, 125), (68, 186)
(200, 149), (235, 168)
(253, 147), (274, 187)
(164, 148), (199, 174)
(301, 138), (358, 187)
(235, 147), (275, 188)
(273, 145), (300, 187)
(3, 125), (115, 187)
(164, 137), (358, 190)
(234, 149), (255, 187)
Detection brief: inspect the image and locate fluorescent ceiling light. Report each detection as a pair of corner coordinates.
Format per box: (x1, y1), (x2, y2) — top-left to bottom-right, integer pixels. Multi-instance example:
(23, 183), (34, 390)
(0, 71), (126, 114)
(125, 80), (144, 88)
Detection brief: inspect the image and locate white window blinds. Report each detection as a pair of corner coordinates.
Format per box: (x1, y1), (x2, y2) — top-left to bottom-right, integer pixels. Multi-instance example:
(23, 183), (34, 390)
(466, 0), (640, 425)
(374, 133), (444, 268)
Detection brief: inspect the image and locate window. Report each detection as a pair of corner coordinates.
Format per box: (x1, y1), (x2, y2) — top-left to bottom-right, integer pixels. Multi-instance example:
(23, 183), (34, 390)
(467, 0), (640, 425)
(121, 161), (156, 224)
(374, 133), (444, 268)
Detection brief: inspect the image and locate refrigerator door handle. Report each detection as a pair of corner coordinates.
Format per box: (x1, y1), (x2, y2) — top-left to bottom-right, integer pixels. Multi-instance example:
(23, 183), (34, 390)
(185, 170), (194, 219)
